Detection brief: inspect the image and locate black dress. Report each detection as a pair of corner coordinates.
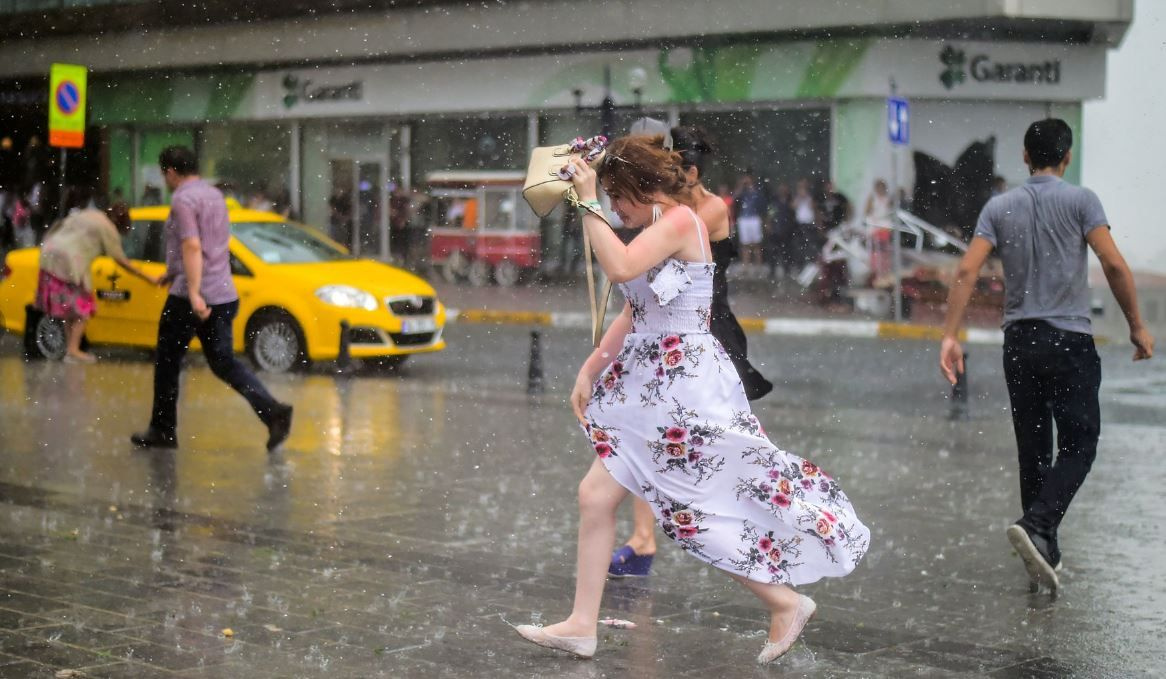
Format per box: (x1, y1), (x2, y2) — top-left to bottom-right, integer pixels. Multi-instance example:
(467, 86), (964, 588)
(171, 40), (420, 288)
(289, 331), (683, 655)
(709, 237), (773, 401)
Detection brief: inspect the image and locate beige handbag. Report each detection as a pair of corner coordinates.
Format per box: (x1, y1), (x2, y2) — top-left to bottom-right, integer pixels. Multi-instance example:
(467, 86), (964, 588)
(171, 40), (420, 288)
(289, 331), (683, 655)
(522, 142), (605, 219)
(522, 140), (613, 347)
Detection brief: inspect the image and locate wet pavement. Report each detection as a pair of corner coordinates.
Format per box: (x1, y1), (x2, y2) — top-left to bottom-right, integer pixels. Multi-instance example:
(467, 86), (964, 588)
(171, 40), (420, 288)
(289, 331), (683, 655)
(0, 324), (1163, 678)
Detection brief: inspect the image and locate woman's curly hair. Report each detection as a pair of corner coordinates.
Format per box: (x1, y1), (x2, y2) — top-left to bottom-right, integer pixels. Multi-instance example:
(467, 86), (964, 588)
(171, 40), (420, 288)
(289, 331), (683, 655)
(597, 135), (699, 208)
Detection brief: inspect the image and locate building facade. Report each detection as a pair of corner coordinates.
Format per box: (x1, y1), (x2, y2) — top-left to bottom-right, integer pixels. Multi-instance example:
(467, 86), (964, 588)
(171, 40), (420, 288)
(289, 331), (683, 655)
(0, 0), (1134, 259)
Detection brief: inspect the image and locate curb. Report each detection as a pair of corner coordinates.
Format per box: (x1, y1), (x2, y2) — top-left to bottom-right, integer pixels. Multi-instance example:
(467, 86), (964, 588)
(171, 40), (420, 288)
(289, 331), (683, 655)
(446, 308), (1007, 345)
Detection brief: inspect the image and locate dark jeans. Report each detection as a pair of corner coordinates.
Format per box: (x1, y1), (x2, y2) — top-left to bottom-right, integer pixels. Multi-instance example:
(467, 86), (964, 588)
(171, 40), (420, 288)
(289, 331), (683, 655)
(149, 295), (280, 437)
(1003, 320), (1101, 542)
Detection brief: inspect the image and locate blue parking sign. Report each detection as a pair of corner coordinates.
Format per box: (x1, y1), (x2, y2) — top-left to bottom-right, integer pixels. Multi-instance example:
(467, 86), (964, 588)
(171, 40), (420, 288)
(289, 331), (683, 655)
(888, 97), (909, 145)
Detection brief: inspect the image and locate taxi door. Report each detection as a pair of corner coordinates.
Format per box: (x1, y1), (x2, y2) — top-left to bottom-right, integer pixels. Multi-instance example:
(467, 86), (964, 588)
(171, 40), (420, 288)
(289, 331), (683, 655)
(86, 220), (169, 347)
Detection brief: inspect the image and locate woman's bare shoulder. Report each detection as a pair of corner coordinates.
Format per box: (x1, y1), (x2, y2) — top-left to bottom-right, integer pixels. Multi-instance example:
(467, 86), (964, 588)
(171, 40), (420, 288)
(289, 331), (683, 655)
(696, 191), (730, 238)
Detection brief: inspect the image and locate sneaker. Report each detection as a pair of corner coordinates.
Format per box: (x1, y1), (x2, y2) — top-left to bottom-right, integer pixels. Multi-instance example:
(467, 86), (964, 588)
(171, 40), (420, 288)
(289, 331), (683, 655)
(1006, 523), (1059, 590)
(266, 403), (293, 451)
(130, 428), (177, 449)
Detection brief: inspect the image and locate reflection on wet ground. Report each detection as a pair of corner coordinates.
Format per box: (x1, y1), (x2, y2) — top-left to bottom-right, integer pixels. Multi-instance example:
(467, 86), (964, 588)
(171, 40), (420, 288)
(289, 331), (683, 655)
(0, 327), (1162, 677)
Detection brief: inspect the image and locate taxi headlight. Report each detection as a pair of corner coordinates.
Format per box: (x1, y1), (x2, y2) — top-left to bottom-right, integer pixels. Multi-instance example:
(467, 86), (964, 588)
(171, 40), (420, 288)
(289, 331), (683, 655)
(315, 285), (378, 311)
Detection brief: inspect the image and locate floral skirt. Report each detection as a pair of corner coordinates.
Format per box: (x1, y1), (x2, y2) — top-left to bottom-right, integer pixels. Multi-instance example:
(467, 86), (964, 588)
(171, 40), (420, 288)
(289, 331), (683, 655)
(36, 270), (96, 321)
(583, 331), (870, 586)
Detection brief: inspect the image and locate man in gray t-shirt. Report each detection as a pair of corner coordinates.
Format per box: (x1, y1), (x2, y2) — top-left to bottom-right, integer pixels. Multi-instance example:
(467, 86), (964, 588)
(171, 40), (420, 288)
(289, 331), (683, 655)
(973, 175), (1108, 335)
(939, 119), (1153, 593)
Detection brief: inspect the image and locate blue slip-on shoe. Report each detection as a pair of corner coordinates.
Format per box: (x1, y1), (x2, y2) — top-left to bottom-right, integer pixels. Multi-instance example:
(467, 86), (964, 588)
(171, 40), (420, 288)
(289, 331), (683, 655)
(609, 545), (653, 577)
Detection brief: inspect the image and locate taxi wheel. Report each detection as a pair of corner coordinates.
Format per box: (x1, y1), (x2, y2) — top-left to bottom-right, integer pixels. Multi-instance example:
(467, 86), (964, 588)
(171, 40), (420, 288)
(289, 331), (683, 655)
(467, 259), (492, 287)
(34, 315), (67, 361)
(246, 310), (308, 374)
(494, 260), (520, 287)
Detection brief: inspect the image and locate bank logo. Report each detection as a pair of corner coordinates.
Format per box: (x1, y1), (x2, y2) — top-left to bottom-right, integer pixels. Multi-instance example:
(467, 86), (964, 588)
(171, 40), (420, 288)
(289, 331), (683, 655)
(939, 45), (966, 90)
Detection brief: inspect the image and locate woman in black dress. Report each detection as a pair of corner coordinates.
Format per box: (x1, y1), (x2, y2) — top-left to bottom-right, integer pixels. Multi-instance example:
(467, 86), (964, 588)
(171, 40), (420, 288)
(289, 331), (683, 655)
(609, 125), (774, 577)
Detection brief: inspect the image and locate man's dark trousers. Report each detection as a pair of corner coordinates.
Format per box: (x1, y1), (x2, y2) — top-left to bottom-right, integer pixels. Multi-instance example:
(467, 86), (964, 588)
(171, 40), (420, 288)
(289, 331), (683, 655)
(1003, 320), (1102, 549)
(149, 295), (281, 437)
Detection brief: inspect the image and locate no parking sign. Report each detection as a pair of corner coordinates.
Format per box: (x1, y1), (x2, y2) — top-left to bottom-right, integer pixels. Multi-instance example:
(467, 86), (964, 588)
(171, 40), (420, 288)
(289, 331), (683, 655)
(49, 63), (87, 148)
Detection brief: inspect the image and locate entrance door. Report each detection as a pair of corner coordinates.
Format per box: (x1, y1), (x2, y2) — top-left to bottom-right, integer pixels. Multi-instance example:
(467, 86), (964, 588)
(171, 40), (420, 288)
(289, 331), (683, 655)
(329, 158), (388, 259)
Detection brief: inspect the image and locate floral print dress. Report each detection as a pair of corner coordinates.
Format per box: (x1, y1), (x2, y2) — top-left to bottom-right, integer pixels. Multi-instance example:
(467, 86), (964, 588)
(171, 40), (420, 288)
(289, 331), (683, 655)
(584, 211), (869, 585)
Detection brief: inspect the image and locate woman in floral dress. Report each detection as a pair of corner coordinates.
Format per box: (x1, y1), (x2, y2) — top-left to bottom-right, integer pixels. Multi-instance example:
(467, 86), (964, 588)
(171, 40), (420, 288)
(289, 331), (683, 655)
(514, 136), (869, 663)
(609, 125), (774, 578)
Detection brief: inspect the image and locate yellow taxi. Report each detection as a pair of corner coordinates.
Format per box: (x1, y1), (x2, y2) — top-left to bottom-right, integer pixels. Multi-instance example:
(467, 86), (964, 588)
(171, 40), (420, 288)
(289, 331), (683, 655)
(0, 205), (446, 372)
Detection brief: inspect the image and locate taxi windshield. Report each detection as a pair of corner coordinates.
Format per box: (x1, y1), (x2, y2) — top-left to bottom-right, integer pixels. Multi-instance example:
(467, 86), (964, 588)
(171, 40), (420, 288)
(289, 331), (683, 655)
(232, 221), (348, 264)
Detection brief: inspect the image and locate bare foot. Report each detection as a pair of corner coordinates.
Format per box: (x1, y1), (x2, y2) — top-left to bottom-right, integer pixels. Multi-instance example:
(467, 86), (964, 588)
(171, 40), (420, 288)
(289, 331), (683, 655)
(65, 351), (97, 364)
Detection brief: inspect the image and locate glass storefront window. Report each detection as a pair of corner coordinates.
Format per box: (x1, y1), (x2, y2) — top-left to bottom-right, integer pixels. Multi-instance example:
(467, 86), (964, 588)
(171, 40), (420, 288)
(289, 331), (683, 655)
(410, 115), (528, 186)
(201, 123), (292, 214)
(680, 108), (831, 196)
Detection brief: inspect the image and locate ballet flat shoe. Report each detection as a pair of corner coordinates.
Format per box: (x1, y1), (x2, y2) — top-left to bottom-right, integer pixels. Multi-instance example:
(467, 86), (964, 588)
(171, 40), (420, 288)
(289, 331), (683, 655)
(514, 624), (597, 659)
(757, 595), (816, 665)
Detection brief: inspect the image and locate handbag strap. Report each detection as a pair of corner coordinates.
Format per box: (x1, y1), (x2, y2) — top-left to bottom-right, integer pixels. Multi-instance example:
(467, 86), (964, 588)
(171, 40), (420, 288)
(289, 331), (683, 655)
(566, 187), (615, 347)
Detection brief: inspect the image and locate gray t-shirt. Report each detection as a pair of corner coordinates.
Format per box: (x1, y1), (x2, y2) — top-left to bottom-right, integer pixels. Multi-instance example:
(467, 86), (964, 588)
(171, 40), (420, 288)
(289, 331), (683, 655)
(974, 175), (1108, 335)
(165, 178), (237, 305)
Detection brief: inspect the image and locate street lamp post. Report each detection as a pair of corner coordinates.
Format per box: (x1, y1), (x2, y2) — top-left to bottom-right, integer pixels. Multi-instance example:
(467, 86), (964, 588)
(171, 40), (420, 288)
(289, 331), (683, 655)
(573, 65), (644, 139)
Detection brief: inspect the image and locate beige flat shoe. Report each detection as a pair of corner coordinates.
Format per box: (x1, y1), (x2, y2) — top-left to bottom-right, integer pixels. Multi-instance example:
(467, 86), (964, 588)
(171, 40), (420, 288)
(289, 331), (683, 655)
(514, 624), (597, 659)
(757, 594), (816, 664)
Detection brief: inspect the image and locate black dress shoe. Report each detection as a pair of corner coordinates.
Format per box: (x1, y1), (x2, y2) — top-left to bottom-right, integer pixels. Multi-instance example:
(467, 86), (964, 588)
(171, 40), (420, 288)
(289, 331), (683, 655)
(266, 404), (293, 451)
(130, 429), (177, 449)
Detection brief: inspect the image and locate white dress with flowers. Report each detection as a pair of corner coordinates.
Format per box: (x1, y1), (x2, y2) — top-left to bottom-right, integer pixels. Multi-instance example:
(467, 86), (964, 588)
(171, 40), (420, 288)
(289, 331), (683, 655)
(584, 214), (869, 585)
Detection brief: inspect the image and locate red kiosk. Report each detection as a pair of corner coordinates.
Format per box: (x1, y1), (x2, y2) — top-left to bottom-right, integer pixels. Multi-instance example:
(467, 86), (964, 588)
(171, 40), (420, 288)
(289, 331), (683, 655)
(426, 171), (541, 287)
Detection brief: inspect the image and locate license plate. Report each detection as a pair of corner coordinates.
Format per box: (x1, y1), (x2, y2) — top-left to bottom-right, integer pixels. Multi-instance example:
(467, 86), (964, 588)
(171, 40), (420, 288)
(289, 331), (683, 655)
(401, 317), (436, 334)
(97, 290), (130, 301)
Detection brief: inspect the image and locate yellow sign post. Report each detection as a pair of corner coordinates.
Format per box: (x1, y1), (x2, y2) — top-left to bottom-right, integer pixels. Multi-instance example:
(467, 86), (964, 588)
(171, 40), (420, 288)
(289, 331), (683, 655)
(49, 63), (87, 148)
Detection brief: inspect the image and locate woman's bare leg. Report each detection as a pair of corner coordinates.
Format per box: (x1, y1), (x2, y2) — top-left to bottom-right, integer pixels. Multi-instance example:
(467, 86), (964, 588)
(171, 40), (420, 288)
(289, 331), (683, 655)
(542, 458), (629, 638)
(65, 318), (94, 359)
(622, 497), (657, 555)
(729, 574), (801, 641)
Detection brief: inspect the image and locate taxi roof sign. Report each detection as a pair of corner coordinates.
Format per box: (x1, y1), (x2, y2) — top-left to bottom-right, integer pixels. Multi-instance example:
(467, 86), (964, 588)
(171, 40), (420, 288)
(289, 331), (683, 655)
(49, 63), (87, 148)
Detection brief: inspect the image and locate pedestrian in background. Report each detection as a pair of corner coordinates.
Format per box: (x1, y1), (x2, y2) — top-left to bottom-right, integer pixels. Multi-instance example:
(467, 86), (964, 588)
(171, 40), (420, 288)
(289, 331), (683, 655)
(863, 179), (894, 281)
(767, 182), (796, 280)
(791, 179), (817, 269)
(405, 189), (431, 271)
(36, 201), (159, 363)
(131, 146), (293, 451)
(939, 118), (1154, 591)
(606, 125), (775, 580)
(389, 185), (411, 265)
(513, 135), (868, 663)
(815, 180), (851, 308)
(733, 173), (766, 273)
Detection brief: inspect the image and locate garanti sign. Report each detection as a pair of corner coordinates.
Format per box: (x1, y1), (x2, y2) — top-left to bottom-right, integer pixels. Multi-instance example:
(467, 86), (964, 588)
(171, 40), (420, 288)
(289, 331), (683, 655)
(939, 45), (1061, 90)
(281, 74), (362, 109)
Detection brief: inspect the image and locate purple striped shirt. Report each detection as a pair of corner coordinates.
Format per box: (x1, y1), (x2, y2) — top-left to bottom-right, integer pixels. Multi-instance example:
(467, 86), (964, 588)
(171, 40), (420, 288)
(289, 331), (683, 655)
(165, 178), (237, 305)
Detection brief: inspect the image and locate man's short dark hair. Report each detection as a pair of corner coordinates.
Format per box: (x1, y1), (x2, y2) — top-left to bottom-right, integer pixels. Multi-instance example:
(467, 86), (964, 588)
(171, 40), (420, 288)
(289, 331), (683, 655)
(1024, 119), (1073, 169)
(158, 146), (199, 176)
